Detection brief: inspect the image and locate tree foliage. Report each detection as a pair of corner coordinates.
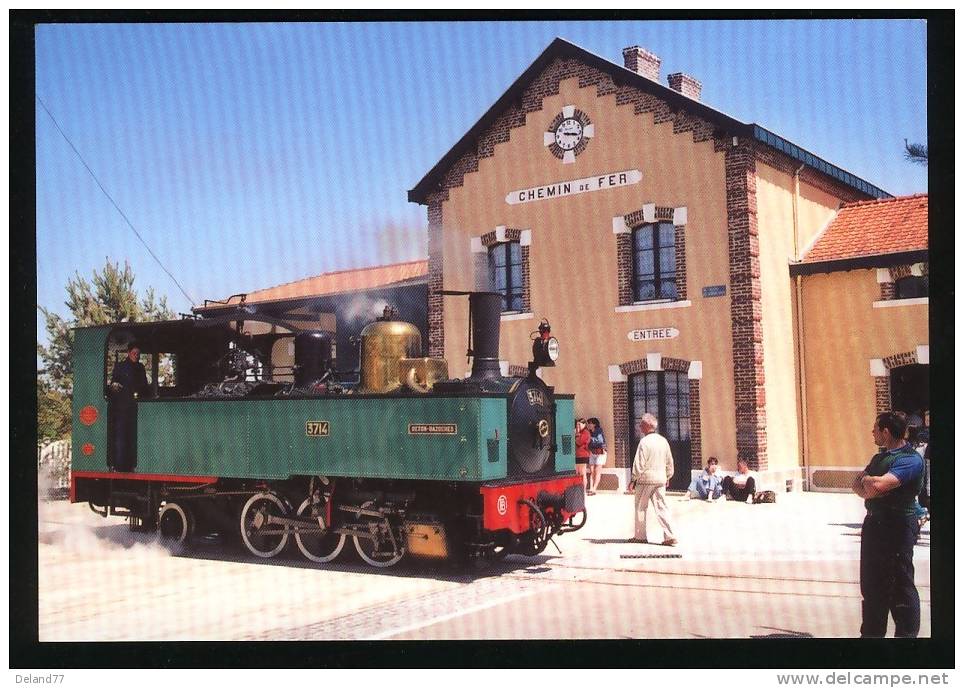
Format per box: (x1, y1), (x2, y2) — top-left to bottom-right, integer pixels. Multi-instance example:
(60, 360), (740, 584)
(904, 139), (928, 167)
(37, 260), (175, 440)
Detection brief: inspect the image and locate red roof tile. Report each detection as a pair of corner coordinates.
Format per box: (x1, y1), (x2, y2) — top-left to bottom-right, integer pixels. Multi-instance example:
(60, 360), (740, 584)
(802, 194), (928, 264)
(204, 259), (428, 307)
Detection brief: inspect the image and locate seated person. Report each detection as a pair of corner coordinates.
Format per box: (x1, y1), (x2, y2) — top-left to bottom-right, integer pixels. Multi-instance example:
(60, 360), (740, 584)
(687, 457), (723, 500)
(722, 458), (756, 502)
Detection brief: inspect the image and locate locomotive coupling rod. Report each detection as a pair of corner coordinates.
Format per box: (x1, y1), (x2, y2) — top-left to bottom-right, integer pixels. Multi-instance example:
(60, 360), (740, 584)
(262, 514), (325, 532)
(338, 504), (386, 519)
(334, 526), (379, 541)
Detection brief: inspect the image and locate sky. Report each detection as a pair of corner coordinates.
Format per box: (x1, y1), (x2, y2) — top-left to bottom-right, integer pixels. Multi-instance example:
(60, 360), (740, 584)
(35, 19), (929, 331)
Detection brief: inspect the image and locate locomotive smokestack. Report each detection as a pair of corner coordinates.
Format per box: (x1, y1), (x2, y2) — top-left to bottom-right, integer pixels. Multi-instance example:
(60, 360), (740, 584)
(469, 292), (503, 380)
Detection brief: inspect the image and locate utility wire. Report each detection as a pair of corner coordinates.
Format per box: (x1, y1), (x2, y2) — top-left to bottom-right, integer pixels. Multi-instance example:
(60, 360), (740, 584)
(36, 94), (197, 307)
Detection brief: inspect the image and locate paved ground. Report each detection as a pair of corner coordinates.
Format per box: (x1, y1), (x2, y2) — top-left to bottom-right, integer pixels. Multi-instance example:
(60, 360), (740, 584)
(37, 489), (930, 641)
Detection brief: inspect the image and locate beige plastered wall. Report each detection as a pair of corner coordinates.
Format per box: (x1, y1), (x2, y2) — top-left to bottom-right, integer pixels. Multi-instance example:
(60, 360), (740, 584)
(438, 77), (740, 469)
(755, 163), (846, 472)
(801, 270), (928, 469)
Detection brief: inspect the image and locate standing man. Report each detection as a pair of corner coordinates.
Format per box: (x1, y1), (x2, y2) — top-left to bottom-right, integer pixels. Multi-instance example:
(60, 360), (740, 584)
(109, 343), (150, 472)
(629, 413), (677, 546)
(852, 411), (925, 638)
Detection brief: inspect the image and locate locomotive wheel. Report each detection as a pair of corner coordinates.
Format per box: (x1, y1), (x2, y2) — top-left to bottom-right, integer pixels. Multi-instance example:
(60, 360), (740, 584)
(352, 500), (405, 568)
(158, 502), (193, 544)
(294, 498), (346, 563)
(240, 492), (290, 558)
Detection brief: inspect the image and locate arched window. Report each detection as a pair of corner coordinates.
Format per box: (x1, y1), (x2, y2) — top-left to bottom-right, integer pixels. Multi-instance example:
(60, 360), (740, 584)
(633, 222), (677, 302)
(895, 275), (928, 299)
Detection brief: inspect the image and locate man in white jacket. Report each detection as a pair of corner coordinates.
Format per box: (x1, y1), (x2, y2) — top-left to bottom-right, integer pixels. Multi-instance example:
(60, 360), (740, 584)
(629, 413), (678, 546)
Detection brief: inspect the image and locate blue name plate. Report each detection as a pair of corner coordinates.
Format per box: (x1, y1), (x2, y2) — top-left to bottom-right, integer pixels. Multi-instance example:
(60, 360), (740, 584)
(702, 285), (726, 298)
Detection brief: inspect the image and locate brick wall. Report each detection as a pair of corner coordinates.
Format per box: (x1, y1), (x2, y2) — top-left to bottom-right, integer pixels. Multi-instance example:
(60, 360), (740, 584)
(725, 139), (768, 471)
(428, 57), (729, 206)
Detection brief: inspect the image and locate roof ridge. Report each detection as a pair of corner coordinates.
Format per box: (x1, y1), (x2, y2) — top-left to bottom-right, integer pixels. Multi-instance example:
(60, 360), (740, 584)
(410, 36), (891, 203)
(841, 193), (928, 209)
(247, 258), (428, 296)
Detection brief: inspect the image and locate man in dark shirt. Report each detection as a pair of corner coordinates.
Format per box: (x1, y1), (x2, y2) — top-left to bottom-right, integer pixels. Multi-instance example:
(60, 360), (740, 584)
(852, 411), (925, 638)
(109, 344), (150, 472)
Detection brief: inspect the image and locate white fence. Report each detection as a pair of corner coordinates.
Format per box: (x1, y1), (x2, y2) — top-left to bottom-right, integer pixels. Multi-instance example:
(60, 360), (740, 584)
(38, 439), (72, 491)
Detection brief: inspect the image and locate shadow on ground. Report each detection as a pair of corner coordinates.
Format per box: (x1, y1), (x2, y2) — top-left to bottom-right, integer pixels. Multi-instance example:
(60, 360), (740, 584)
(46, 518), (565, 583)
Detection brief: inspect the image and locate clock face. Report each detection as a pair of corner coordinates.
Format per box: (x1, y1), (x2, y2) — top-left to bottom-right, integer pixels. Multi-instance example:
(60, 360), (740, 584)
(554, 118), (583, 150)
(544, 107), (593, 163)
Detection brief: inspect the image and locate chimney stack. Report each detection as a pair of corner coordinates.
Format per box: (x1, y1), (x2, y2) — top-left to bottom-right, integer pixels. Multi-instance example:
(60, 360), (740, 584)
(668, 72), (702, 101)
(622, 46), (661, 82)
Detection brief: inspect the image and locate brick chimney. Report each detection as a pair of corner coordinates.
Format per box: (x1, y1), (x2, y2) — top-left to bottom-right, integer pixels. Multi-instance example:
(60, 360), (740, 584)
(668, 72), (702, 101)
(622, 45), (661, 82)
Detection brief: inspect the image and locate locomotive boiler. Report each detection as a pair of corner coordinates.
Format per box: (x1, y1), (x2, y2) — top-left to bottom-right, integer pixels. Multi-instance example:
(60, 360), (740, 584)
(69, 291), (586, 567)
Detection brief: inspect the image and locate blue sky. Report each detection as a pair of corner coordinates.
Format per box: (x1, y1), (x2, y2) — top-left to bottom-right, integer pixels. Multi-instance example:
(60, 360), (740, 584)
(36, 19), (928, 328)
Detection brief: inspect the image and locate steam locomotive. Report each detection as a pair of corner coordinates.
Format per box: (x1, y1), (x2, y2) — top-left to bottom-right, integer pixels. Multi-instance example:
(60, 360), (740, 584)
(70, 291), (586, 567)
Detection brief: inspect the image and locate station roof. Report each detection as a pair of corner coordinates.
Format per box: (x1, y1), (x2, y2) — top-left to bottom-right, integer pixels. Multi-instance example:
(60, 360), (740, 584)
(196, 259), (428, 312)
(791, 194), (928, 275)
(408, 37), (890, 204)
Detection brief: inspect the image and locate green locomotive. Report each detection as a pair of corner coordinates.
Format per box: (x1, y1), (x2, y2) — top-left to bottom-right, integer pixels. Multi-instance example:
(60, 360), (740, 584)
(70, 292), (585, 567)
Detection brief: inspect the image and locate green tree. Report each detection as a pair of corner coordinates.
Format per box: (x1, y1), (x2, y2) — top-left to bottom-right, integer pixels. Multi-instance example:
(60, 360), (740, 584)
(37, 260), (175, 440)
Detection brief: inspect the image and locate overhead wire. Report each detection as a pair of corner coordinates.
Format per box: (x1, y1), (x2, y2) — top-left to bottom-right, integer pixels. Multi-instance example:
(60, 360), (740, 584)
(36, 94), (197, 307)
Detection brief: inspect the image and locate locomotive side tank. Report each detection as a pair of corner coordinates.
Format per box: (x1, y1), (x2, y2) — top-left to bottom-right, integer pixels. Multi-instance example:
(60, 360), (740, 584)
(70, 292), (585, 567)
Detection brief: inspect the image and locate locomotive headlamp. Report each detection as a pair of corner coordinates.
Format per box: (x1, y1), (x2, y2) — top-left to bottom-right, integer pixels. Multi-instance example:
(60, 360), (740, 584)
(530, 319), (559, 369)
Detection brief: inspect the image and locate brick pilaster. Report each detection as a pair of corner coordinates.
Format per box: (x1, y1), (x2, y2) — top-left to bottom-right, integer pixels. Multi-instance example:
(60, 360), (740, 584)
(427, 197), (445, 358)
(874, 376), (891, 414)
(726, 140), (768, 471)
(675, 224), (687, 300)
(521, 245), (531, 312)
(689, 380), (702, 469)
(616, 233), (633, 306)
(612, 381), (629, 468)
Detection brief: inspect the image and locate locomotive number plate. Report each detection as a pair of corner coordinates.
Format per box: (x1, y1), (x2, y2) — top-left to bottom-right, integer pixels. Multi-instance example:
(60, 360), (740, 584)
(408, 423), (457, 435)
(527, 389), (547, 406)
(305, 421), (330, 437)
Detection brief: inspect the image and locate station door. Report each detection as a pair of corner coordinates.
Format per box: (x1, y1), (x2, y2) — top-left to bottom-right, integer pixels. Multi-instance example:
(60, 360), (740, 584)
(628, 370), (691, 490)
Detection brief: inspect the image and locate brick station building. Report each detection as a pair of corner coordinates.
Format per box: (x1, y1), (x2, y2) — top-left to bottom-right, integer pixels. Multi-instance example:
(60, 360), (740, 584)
(406, 37), (918, 492)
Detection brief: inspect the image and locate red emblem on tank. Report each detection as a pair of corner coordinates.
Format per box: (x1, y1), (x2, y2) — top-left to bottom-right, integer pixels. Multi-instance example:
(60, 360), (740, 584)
(79, 405), (98, 426)
(81, 443), (95, 456)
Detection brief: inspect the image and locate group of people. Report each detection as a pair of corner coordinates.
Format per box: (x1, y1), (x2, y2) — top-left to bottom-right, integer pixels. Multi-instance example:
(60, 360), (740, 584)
(574, 413), (761, 549)
(685, 456), (758, 503)
(574, 417), (607, 495)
